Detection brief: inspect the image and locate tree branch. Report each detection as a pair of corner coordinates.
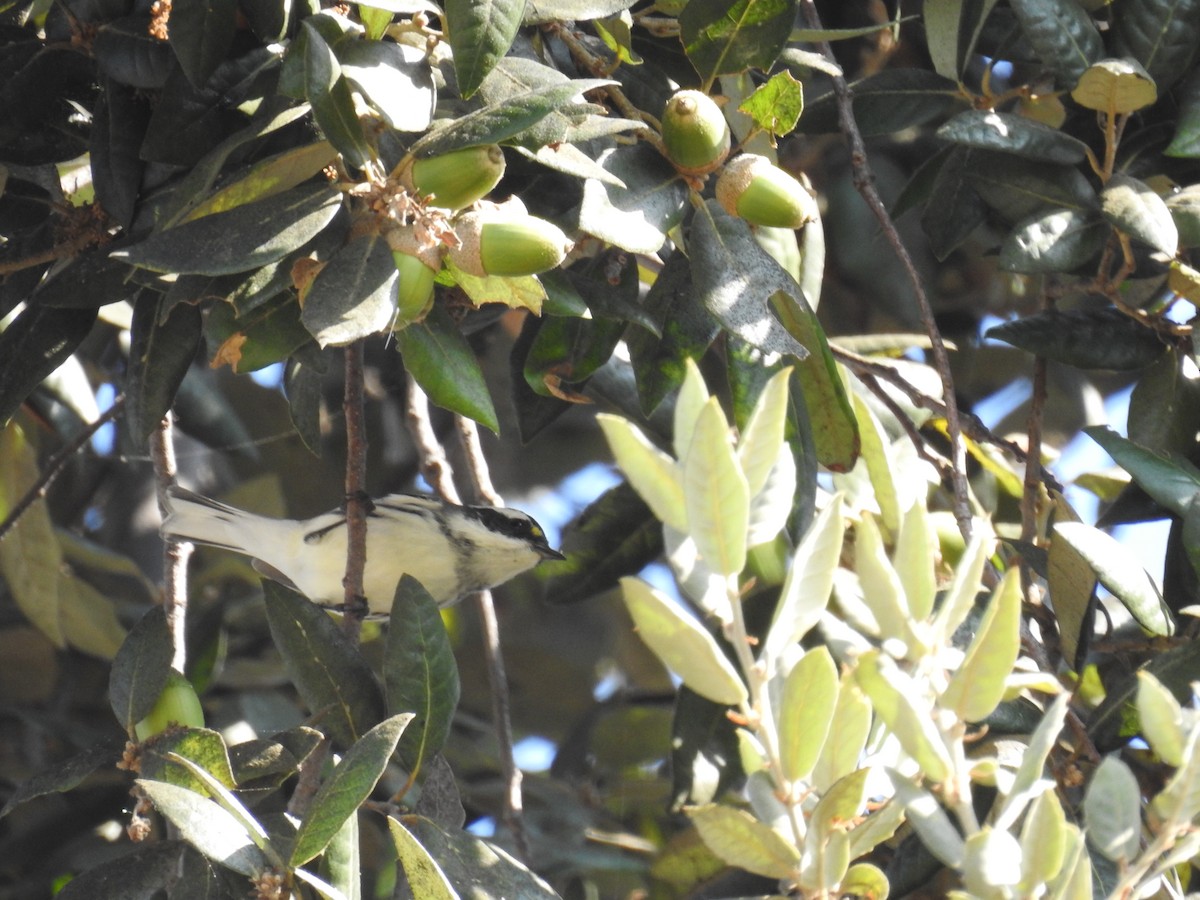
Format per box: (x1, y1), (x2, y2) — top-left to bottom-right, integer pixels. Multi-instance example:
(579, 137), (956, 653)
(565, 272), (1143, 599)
(799, 0), (972, 539)
(151, 410), (190, 674)
(341, 341), (370, 639)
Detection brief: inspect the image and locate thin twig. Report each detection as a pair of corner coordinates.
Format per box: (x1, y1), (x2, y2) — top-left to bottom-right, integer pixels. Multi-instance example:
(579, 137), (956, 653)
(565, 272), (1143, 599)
(799, 0), (972, 539)
(151, 412), (191, 674)
(0, 396), (125, 542)
(402, 379), (529, 859)
(341, 342), (370, 639)
(455, 415), (528, 862)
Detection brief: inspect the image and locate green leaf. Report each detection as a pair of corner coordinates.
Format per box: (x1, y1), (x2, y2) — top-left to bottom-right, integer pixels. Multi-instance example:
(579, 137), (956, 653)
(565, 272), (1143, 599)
(183, 142), (338, 223)
(931, 524), (993, 643)
(941, 569), (1022, 722)
(108, 606), (173, 733)
(0, 744), (118, 820)
(763, 495), (844, 664)
(593, 11), (642, 65)
(1053, 522), (1174, 636)
(921, 147), (987, 260)
(444, 0), (526, 99)
(1071, 58), (1157, 114)
(854, 513), (918, 650)
(302, 22), (372, 170)
(136, 780), (267, 877)
(1007, 0), (1103, 89)
(683, 399), (750, 578)
(850, 393), (901, 536)
(0, 426), (66, 647)
(674, 358), (711, 461)
(855, 650), (952, 782)
(0, 304), (98, 426)
(337, 41), (435, 132)
(140, 728), (237, 797)
(538, 482), (663, 605)
(387, 817), (459, 900)
(691, 200), (807, 357)
(967, 152), (1098, 223)
(1168, 185), (1200, 246)
(113, 184), (343, 275)
(291, 713), (413, 866)
(1112, 0), (1200, 92)
(1046, 517), (1096, 672)
(1148, 716), (1200, 825)
(1018, 790), (1069, 890)
(394, 815), (561, 898)
(961, 828), (1023, 897)
(778, 647), (838, 782)
(995, 693), (1069, 830)
(937, 110), (1089, 163)
(125, 293), (203, 446)
(620, 577), (747, 706)
(1137, 671), (1185, 766)
(811, 673), (871, 792)
(998, 208), (1107, 273)
(301, 232), (399, 347)
(986, 308), (1167, 371)
(887, 770), (964, 866)
(737, 366), (791, 497)
(1083, 756), (1141, 863)
(396, 304), (499, 433)
(1100, 172), (1178, 254)
(596, 414), (688, 532)
(894, 500), (937, 621)
(206, 294), (316, 373)
(168, 0), (237, 86)
(263, 581), (386, 748)
(625, 250), (721, 416)
(737, 70), (803, 138)
(1085, 425), (1200, 516)
(680, 0), (797, 87)
(578, 144), (688, 255)
(770, 294), (859, 472)
(686, 803), (800, 879)
(1166, 68), (1200, 157)
(411, 80), (615, 157)
(384, 576), (459, 776)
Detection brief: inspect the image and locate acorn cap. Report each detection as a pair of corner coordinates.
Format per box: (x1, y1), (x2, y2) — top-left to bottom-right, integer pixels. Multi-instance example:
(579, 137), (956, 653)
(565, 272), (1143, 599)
(661, 90), (731, 176)
(449, 209), (572, 278)
(715, 154), (818, 229)
(406, 145), (506, 210)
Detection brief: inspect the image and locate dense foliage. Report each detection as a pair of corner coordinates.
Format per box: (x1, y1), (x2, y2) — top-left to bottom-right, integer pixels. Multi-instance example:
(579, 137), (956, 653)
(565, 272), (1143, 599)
(3, 0), (1200, 897)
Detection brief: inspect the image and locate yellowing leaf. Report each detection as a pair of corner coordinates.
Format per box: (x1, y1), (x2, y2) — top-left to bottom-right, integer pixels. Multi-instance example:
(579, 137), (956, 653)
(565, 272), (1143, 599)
(684, 399), (750, 578)
(446, 259), (545, 314)
(942, 568), (1021, 722)
(778, 647), (838, 783)
(0, 424), (65, 647)
(737, 365), (792, 496)
(210, 333), (248, 370)
(597, 414), (688, 532)
(855, 650), (952, 783)
(687, 804), (799, 880)
(621, 577), (746, 706)
(1071, 58), (1157, 114)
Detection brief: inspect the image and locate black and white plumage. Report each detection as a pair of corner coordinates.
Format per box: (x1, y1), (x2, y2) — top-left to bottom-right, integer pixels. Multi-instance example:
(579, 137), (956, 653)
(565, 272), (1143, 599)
(160, 485), (564, 614)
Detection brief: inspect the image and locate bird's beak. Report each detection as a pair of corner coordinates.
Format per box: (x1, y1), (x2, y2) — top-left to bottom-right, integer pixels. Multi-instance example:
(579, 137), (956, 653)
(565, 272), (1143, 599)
(539, 547), (567, 561)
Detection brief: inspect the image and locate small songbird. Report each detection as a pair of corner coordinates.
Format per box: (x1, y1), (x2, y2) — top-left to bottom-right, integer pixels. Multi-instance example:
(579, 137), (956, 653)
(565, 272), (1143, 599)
(160, 485), (564, 615)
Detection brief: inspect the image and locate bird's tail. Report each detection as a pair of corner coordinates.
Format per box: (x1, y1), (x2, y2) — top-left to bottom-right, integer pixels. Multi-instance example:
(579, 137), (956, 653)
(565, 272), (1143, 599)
(160, 485), (267, 552)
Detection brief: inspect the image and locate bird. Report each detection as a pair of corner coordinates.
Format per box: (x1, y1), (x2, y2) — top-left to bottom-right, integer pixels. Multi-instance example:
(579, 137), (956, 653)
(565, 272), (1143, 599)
(160, 485), (564, 615)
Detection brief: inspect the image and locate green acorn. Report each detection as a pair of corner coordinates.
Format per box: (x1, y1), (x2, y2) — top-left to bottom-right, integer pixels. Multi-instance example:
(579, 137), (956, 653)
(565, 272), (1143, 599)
(449, 208), (572, 277)
(387, 227), (441, 325)
(406, 145), (506, 210)
(661, 90), (730, 176)
(716, 154), (818, 229)
(134, 671), (205, 740)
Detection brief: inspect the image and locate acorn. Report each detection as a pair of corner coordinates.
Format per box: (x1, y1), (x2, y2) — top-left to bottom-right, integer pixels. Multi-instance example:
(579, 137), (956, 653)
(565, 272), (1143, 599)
(716, 154), (818, 229)
(135, 671), (205, 740)
(661, 90), (730, 176)
(405, 145), (506, 210)
(449, 208), (572, 278)
(387, 227), (441, 325)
